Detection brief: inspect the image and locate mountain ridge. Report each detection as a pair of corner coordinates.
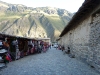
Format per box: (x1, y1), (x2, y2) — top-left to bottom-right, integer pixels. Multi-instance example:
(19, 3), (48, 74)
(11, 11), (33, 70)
(0, 1), (73, 41)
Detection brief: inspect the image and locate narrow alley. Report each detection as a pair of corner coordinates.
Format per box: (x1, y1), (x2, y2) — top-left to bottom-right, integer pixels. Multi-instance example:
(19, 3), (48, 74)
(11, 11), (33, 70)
(0, 47), (99, 75)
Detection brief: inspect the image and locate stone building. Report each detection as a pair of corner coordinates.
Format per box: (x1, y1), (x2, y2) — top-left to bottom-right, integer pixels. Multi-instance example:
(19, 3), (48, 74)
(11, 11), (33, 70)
(59, 0), (100, 72)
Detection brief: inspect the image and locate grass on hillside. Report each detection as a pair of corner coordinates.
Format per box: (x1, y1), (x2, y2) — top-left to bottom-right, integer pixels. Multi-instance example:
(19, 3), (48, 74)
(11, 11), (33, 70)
(0, 12), (30, 22)
(0, 24), (7, 31)
(46, 15), (65, 32)
(0, 14), (21, 22)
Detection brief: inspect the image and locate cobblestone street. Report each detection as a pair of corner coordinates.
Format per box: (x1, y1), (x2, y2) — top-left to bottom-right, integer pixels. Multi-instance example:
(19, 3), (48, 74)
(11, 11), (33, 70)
(0, 47), (99, 75)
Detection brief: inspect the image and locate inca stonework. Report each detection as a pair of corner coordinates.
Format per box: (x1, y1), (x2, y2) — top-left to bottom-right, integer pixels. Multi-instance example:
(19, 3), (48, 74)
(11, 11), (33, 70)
(59, 0), (100, 72)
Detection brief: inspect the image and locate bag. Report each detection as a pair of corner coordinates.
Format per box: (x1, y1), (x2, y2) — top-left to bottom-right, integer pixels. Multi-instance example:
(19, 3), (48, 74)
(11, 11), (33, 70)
(5, 56), (10, 61)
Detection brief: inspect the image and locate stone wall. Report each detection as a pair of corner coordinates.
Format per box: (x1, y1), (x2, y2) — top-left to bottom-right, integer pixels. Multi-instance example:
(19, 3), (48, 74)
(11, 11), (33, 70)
(72, 17), (91, 59)
(63, 33), (70, 50)
(89, 13), (100, 72)
(61, 7), (100, 72)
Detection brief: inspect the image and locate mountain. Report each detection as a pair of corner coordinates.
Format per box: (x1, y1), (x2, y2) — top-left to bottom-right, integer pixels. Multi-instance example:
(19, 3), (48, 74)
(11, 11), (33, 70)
(0, 1), (73, 41)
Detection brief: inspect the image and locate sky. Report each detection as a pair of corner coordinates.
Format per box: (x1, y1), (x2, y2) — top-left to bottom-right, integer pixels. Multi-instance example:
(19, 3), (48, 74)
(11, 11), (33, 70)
(1, 0), (85, 13)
